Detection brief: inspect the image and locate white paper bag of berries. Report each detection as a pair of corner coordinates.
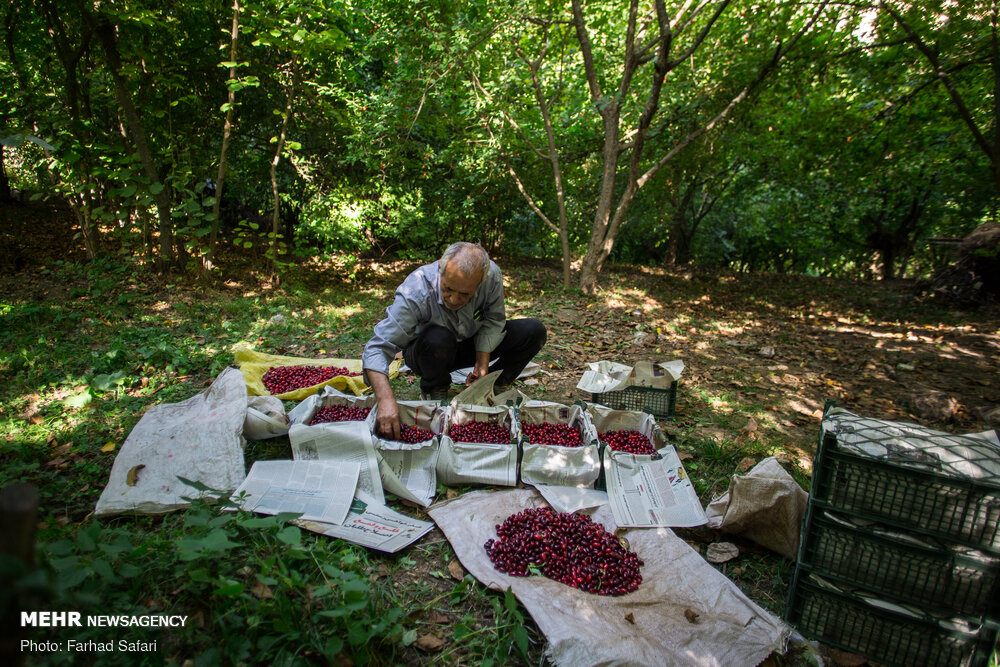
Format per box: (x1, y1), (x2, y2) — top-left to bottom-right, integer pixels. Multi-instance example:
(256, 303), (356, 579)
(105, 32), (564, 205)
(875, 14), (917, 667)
(519, 401), (601, 488)
(367, 400), (444, 506)
(289, 385), (376, 429)
(586, 403), (664, 456)
(438, 404), (520, 487)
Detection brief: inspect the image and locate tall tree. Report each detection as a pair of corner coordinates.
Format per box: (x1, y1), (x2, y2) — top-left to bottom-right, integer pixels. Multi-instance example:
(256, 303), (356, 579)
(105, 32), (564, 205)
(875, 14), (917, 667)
(569, 0), (830, 292)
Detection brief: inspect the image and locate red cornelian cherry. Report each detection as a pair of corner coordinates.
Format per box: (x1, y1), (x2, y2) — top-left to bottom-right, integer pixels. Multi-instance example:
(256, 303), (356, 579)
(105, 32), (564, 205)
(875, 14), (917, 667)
(449, 421), (511, 444)
(601, 429), (656, 455)
(310, 404), (371, 425)
(393, 424), (434, 444)
(484, 507), (643, 596)
(261, 365), (361, 395)
(522, 422), (583, 447)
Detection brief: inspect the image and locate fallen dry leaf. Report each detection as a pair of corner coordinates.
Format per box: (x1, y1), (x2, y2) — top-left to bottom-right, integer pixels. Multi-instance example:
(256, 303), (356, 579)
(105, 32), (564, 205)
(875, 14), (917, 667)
(624, 612), (636, 625)
(447, 559), (465, 581)
(27, 413), (44, 425)
(422, 610), (451, 624)
(446, 488), (460, 500)
(737, 456), (757, 473)
(126, 464), (146, 486)
(251, 579), (274, 599)
(414, 634), (447, 652)
(677, 449), (695, 461)
(101, 441), (117, 453)
(684, 609), (700, 623)
(52, 442), (73, 456)
(706, 542), (740, 564)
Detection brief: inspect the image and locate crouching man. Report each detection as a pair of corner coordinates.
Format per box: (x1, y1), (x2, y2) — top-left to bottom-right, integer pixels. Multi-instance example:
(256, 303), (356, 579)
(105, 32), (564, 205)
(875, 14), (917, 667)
(362, 242), (546, 439)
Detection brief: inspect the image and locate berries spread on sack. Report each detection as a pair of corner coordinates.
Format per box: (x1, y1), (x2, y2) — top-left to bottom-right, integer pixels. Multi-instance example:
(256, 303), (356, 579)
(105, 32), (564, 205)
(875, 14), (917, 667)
(484, 507), (643, 596)
(261, 365), (360, 394)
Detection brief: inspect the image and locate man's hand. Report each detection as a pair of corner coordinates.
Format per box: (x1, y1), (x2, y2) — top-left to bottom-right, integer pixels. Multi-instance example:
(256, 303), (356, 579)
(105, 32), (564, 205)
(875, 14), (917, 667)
(367, 370), (401, 440)
(465, 351), (491, 386)
(375, 396), (401, 441)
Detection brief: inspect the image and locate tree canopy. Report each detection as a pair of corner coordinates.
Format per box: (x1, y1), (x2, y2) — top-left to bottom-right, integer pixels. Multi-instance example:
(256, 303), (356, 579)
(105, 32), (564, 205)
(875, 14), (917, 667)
(1, 0), (995, 289)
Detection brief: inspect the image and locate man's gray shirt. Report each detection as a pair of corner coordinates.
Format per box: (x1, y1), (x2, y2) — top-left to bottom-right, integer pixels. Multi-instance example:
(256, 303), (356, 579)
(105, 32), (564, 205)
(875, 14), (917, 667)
(362, 260), (507, 379)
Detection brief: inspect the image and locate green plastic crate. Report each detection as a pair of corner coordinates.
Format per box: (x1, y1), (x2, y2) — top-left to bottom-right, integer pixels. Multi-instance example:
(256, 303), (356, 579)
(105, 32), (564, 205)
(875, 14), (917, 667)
(811, 433), (1000, 554)
(786, 572), (999, 667)
(591, 381), (677, 419)
(797, 508), (1000, 619)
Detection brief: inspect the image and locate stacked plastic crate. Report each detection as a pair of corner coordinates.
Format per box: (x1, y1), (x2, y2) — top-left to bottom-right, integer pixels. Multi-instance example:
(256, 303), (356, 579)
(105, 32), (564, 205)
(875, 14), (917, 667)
(786, 407), (1000, 667)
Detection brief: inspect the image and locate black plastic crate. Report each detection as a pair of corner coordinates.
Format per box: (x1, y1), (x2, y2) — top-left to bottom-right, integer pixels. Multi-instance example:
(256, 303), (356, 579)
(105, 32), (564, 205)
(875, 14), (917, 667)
(786, 573), (999, 667)
(797, 508), (1000, 619)
(591, 381), (677, 419)
(811, 434), (1000, 554)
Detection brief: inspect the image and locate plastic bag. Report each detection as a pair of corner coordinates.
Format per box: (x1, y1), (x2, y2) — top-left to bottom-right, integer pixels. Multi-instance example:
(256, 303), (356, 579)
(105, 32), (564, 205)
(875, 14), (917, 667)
(233, 343), (401, 399)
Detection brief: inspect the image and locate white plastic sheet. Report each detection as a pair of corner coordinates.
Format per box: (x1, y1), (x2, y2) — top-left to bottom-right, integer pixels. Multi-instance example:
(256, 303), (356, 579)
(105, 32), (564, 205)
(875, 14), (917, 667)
(95, 367), (248, 516)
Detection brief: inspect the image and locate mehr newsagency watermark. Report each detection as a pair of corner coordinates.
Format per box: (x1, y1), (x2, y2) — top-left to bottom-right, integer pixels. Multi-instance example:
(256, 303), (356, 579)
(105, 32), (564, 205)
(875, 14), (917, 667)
(20, 611), (188, 654)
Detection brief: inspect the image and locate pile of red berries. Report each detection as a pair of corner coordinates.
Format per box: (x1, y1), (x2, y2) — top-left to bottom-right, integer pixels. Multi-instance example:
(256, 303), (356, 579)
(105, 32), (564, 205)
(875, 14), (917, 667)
(522, 422), (583, 447)
(601, 429), (656, 455)
(484, 507), (643, 596)
(394, 424), (435, 444)
(261, 365), (360, 394)
(449, 421), (511, 443)
(309, 404), (371, 425)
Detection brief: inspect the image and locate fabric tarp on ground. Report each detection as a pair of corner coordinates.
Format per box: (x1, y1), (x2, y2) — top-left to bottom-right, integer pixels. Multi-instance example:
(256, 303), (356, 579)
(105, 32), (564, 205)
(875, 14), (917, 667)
(428, 488), (790, 667)
(705, 457), (809, 561)
(95, 366), (248, 516)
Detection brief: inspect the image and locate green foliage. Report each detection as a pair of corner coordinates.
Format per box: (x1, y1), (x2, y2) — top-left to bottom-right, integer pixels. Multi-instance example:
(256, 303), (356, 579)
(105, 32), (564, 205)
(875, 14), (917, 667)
(8, 499), (405, 665)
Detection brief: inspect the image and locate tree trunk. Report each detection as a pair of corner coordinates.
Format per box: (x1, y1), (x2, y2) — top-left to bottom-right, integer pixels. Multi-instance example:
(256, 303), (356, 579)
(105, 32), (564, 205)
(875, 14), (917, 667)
(207, 0), (241, 271)
(93, 16), (174, 272)
(270, 63), (298, 277)
(0, 145), (11, 202)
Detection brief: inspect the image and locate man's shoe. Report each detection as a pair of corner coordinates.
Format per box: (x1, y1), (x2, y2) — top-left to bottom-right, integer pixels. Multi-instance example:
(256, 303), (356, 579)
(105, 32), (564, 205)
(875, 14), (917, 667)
(420, 387), (450, 401)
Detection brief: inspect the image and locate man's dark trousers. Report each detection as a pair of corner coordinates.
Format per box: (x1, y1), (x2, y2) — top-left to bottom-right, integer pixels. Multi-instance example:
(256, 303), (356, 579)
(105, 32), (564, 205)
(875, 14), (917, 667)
(403, 319), (547, 395)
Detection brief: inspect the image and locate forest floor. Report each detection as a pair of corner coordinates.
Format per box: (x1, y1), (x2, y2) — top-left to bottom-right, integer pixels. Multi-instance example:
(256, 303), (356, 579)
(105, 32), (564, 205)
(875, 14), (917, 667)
(3, 199), (999, 666)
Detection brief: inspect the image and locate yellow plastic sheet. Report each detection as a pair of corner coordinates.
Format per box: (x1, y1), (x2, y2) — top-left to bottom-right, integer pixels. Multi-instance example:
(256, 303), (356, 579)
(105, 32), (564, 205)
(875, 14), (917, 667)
(233, 344), (401, 399)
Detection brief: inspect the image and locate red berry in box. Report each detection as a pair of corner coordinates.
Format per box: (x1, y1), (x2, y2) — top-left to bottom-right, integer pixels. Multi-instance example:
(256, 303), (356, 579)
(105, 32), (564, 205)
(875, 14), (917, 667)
(393, 424), (434, 444)
(449, 421), (511, 444)
(310, 404), (371, 425)
(484, 507), (643, 596)
(522, 422), (582, 447)
(261, 365), (360, 395)
(600, 429), (655, 455)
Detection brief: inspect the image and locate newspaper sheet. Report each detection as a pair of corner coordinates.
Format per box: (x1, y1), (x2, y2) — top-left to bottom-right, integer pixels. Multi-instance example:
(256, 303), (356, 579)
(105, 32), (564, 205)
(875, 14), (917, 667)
(231, 459), (360, 526)
(373, 441), (440, 507)
(534, 484), (609, 514)
(296, 490), (434, 553)
(366, 399), (443, 505)
(605, 445), (707, 528)
(288, 422), (385, 505)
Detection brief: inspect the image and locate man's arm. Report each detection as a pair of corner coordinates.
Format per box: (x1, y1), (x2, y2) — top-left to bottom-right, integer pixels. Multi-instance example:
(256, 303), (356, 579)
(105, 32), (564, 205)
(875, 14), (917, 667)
(368, 370), (400, 440)
(465, 350), (491, 385)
